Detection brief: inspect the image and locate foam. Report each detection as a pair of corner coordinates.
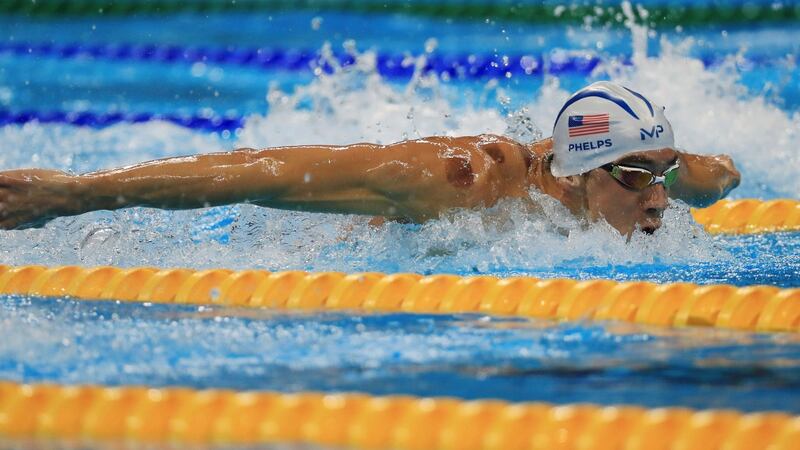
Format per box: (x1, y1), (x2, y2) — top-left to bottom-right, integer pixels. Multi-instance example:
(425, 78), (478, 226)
(236, 43), (507, 147)
(0, 121), (223, 174)
(604, 39), (799, 199)
(2, 24), (798, 275)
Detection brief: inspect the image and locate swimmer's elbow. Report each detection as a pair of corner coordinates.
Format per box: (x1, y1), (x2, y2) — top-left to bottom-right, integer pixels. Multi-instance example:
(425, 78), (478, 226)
(670, 182), (737, 208)
(680, 195), (719, 209)
(671, 152), (741, 208)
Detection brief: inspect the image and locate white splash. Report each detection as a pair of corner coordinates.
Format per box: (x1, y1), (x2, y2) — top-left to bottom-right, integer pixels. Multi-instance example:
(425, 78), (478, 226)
(520, 5), (800, 199)
(0, 121), (223, 174)
(236, 44), (507, 147)
(2, 24), (797, 273)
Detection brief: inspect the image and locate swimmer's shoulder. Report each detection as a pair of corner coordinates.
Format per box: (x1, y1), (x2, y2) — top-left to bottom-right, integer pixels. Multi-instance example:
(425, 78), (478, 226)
(471, 134), (556, 198)
(408, 133), (529, 156)
(471, 134), (550, 175)
(399, 133), (550, 183)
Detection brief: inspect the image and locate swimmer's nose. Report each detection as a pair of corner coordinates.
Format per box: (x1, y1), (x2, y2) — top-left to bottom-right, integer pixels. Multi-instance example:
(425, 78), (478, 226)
(643, 184), (668, 217)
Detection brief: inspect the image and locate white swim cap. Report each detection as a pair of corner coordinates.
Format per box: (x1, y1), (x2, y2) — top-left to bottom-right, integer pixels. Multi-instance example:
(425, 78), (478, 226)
(551, 81), (675, 177)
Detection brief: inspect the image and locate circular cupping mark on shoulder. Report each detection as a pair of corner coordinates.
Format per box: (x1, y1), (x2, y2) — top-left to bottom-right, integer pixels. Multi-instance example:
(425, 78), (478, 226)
(484, 144), (505, 164)
(445, 156), (475, 188)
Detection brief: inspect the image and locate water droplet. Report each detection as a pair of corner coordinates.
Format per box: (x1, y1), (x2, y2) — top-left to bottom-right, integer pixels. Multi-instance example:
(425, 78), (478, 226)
(424, 38), (438, 54)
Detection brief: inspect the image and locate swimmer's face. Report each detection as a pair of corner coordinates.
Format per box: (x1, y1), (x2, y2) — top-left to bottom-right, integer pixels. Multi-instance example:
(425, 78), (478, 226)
(583, 148), (677, 236)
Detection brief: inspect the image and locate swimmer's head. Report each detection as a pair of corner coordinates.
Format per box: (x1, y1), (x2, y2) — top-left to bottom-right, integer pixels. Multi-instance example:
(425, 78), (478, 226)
(551, 81), (674, 177)
(549, 82), (677, 236)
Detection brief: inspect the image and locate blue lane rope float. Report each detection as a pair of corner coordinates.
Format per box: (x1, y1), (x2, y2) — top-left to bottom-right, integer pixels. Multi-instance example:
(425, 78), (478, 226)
(1, 42), (793, 82)
(0, 41), (599, 79)
(0, 109), (243, 133)
(2, 0), (800, 27)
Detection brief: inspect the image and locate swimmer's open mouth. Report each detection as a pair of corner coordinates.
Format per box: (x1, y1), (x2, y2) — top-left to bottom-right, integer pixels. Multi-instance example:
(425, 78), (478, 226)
(640, 217), (661, 235)
(642, 226), (657, 235)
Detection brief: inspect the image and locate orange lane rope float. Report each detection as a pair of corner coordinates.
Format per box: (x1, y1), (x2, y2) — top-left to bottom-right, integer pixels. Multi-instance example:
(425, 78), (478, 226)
(1, 265), (798, 332)
(1, 381), (799, 450)
(690, 199), (800, 234)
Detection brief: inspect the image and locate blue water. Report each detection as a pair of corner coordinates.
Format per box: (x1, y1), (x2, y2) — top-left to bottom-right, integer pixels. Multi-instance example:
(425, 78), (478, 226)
(497, 232), (800, 288)
(2, 295), (799, 413)
(1, 2), (800, 418)
(1, 13), (799, 114)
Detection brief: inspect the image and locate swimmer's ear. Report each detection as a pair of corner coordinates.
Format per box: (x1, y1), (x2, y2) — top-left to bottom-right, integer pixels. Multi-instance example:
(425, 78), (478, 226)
(551, 174), (588, 215)
(552, 174), (586, 195)
(556, 174), (584, 189)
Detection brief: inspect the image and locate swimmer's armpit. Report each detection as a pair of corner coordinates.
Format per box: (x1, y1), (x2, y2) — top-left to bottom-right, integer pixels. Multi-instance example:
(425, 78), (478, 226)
(667, 151), (741, 207)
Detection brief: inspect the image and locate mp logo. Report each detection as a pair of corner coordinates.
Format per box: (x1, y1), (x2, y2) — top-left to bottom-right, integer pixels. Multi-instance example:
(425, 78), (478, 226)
(640, 124), (665, 140)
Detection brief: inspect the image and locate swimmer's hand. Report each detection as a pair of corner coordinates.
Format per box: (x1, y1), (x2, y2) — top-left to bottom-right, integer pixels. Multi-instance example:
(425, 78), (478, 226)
(669, 153), (741, 208)
(0, 169), (81, 230)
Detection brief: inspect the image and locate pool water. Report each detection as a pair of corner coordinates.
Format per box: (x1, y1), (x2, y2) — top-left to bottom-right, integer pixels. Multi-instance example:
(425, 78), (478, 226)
(1, 0), (799, 419)
(3, 296), (800, 413)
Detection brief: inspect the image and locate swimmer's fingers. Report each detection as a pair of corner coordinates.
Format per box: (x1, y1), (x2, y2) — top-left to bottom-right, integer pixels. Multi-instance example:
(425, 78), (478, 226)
(0, 195), (43, 230)
(715, 154), (741, 197)
(0, 217), (20, 230)
(0, 191), (18, 226)
(0, 198), (10, 229)
(0, 169), (70, 230)
(0, 204), (23, 229)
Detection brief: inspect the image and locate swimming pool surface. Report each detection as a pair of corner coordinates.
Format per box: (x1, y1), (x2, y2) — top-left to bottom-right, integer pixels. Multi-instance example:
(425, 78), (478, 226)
(3, 295), (800, 414)
(1, 0), (800, 438)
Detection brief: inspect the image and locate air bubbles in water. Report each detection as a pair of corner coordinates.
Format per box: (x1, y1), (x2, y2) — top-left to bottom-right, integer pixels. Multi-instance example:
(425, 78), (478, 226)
(504, 107), (543, 143)
(0, 31), (793, 277)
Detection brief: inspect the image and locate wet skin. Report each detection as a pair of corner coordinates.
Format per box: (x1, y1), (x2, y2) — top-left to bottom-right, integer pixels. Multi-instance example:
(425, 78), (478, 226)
(0, 134), (740, 235)
(584, 149), (677, 236)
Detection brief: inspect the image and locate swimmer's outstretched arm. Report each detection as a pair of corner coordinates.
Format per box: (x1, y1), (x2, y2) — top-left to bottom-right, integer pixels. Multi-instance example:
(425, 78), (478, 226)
(0, 139), (463, 230)
(670, 152), (741, 208)
(0, 135), (741, 230)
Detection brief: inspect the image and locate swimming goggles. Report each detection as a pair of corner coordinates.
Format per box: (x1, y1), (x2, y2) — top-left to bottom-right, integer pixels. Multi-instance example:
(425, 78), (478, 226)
(600, 161), (680, 190)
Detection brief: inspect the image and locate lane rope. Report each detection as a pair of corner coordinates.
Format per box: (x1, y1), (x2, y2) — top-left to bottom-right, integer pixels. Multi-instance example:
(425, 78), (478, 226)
(2, 41), (788, 80)
(2, 0), (800, 27)
(0, 109), (243, 133)
(0, 41), (597, 78)
(0, 41), (792, 134)
(691, 199), (800, 235)
(1, 262), (798, 332)
(1, 381), (798, 449)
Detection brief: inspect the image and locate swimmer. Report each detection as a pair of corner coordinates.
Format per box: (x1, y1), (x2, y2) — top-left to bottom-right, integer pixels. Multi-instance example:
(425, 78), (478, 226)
(0, 81), (739, 236)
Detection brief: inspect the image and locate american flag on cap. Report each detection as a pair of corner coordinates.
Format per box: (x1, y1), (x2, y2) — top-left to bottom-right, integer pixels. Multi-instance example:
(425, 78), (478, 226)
(568, 114), (609, 137)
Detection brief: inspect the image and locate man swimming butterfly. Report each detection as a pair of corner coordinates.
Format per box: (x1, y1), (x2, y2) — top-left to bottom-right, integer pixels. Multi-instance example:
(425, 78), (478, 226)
(0, 81), (740, 237)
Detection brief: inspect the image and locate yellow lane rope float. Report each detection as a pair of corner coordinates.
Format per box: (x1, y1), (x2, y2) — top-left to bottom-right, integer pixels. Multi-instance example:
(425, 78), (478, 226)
(1, 381), (798, 450)
(1, 265), (798, 332)
(690, 199), (800, 234)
